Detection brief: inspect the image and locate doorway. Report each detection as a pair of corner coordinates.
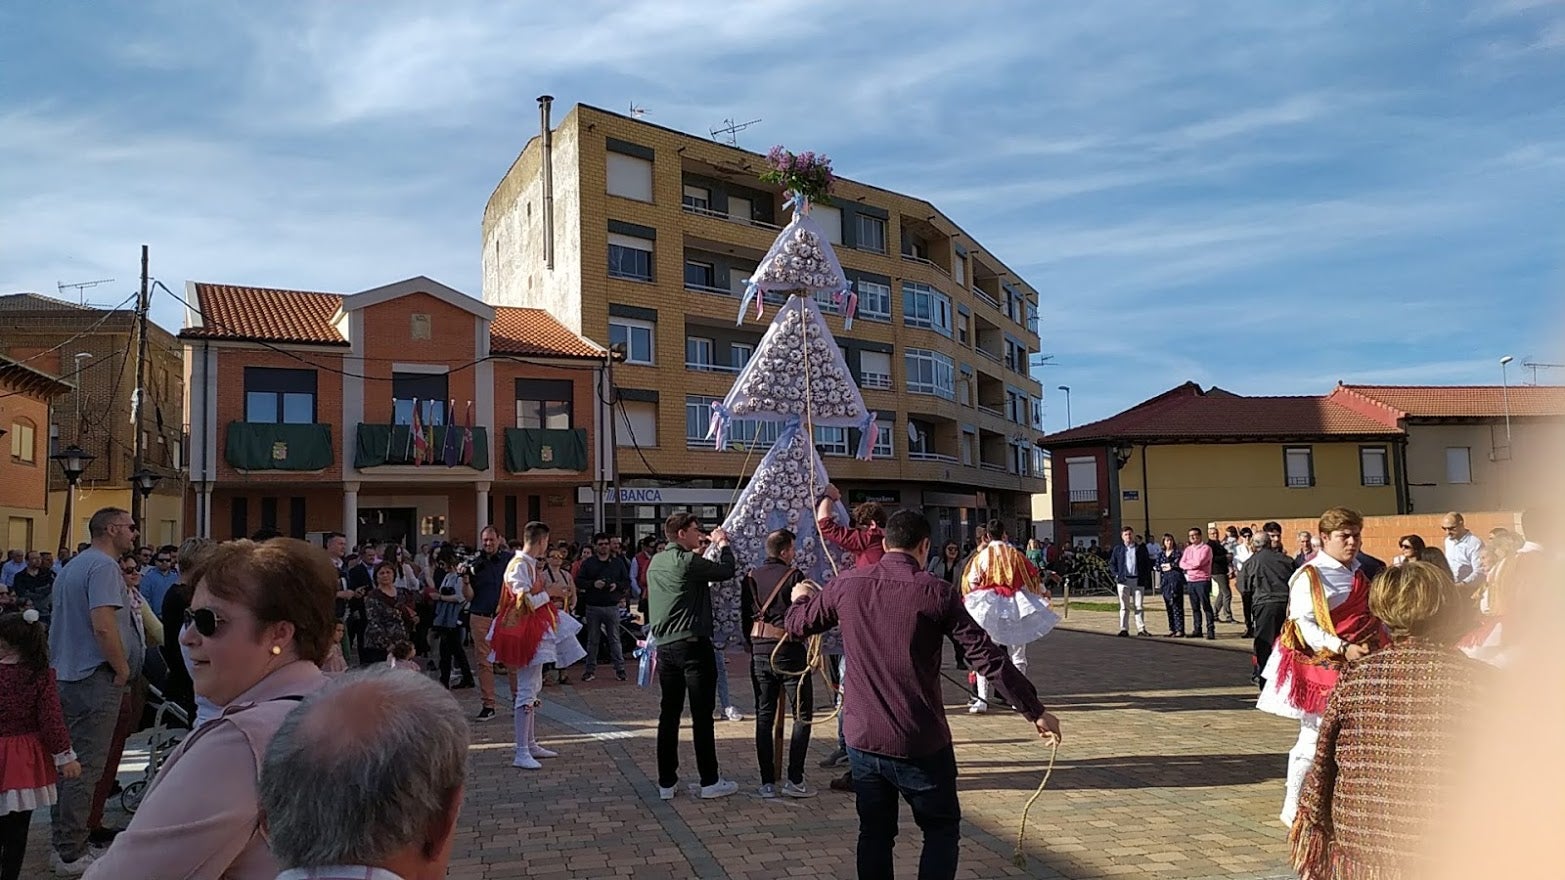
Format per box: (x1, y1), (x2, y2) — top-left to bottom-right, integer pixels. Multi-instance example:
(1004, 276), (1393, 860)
(358, 507), (417, 552)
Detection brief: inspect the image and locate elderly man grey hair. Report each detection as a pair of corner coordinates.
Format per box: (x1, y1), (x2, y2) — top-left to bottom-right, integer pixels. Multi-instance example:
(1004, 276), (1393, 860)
(259, 667), (469, 880)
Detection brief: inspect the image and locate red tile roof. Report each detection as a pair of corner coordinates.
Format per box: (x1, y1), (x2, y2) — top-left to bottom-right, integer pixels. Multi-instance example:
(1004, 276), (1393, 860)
(182, 282), (602, 359)
(1335, 384), (1565, 419)
(1045, 382), (1403, 445)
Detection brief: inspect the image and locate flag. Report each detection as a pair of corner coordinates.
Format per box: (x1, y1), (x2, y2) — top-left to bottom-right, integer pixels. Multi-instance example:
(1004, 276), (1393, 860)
(410, 398), (428, 466)
(460, 401), (475, 466)
(425, 402), (437, 464)
(443, 399), (460, 467)
(387, 397), (398, 462)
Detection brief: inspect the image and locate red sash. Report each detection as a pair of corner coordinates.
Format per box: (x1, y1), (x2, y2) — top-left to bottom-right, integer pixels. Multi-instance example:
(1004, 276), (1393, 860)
(1274, 567), (1386, 715)
(489, 557), (556, 669)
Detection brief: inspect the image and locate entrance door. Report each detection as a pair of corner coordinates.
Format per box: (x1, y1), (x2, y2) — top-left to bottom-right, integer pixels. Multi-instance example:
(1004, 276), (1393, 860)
(358, 507), (417, 552)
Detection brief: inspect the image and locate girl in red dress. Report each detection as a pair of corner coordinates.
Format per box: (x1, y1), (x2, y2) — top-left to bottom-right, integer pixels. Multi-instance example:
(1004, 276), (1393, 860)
(0, 610), (81, 880)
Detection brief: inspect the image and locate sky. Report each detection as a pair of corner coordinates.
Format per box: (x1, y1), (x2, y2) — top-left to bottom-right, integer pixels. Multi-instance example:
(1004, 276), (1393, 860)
(3, 1), (1563, 429)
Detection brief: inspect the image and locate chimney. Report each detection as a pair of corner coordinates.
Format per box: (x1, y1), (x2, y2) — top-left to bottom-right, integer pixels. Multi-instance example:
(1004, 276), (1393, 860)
(538, 95), (555, 272)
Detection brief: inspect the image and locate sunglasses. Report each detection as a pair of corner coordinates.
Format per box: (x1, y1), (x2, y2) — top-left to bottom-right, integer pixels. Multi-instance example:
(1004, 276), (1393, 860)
(183, 607), (229, 638)
(1399, 544), (1413, 550)
(120, 566), (140, 575)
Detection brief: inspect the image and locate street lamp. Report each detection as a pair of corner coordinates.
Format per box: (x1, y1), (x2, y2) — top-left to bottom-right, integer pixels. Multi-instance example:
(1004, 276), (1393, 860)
(1057, 385), (1072, 429)
(1499, 356), (1514, 446)
(130, 468), (162, 499)
(51, 444), (96, 552)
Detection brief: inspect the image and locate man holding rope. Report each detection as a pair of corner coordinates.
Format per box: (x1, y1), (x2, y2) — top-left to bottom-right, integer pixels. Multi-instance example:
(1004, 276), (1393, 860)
(786, 509), (1062, 880)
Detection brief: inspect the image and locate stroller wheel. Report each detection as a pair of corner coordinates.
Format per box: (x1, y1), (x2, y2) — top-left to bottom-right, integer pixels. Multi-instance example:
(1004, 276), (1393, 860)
(121, 779), (148, 814)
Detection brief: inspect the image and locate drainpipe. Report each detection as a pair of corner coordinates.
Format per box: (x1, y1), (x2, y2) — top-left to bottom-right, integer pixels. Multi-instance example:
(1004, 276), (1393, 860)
(538, 95), (555, 272)
(200, 340), (212, 537)
(1141, 443), (1151, 538)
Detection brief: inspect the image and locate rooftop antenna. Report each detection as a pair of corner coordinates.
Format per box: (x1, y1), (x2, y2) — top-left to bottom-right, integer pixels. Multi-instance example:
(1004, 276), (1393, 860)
(1521, 359), (1564, 385)
(711, 117), (762, 146)
(629, 102), (649, 119)
(57, 278), (115, 307)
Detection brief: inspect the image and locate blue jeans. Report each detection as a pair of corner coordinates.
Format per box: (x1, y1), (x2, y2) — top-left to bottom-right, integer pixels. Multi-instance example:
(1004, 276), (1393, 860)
(848, 745), (962, 880)
(714, 646), (733, 710)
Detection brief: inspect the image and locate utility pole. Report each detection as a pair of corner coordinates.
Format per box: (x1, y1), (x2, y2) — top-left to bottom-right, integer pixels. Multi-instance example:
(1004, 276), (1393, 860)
(131, 245), (150, 528)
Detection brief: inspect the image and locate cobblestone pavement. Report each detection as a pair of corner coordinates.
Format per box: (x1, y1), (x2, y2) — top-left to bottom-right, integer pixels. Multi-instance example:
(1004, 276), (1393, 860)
(29, 627), (1298, 879)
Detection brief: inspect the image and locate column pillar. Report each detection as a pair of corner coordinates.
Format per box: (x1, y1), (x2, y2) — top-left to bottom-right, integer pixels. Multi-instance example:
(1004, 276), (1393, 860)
(343, 482), (360, 549)
(476, 482), (491, 536)
(200, 484), (214, 539)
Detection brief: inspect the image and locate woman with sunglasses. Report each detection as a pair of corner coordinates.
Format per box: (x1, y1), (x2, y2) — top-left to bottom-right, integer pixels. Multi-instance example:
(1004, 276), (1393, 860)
(84, 538), (335, 880)
(359, 562), (413, 666)
(1393, 534), (1426, 567)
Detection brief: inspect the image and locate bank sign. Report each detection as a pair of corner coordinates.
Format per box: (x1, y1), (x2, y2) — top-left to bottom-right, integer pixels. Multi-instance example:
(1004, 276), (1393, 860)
(576, 487), (736, 506)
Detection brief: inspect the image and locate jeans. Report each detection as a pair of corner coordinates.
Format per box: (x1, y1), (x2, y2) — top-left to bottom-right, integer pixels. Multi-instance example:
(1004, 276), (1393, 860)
(656, 637), (720, 788)
(714, 646), (733, 710)
(849, 745), (962, 880)
(1160, 578), (1185, 634)
(1239, 588), (1255, 632)
(1212, 571), (1234, 621)
(583, 605), (625, 674)
(751, 650), (813, 785)
(51, 665), (125, 861)
(435, 625), (474, 687)
(1185, 579), (1214, 635)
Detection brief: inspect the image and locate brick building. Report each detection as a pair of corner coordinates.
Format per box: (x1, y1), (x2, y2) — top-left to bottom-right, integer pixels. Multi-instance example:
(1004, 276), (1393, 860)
(0, 293), (185, 546)
(0, 355), (72, 550)
(482, 102), (1048, 544)
(180, 276), (609, 548)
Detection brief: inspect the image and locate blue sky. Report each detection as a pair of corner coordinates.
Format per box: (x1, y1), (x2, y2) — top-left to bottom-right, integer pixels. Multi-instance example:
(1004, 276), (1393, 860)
(3, 1), (1562, 428)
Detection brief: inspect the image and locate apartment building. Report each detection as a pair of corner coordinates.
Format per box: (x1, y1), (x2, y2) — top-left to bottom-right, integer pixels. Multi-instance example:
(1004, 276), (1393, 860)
(179, 276), (609, 548)
(482, 102), (1047, 543)
(0, 355), (72, 551)
(0, 293), (185, 546)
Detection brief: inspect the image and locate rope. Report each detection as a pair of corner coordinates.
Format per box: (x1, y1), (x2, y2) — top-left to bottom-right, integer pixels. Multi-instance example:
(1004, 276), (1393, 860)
(1012, 739), (1059, 868)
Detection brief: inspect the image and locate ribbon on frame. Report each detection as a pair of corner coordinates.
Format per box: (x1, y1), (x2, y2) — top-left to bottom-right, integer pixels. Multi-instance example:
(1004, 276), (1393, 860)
(707, 400), (734, 451)
(736, 279), (762, 325)
(842, 286), (859, 331)
(782, 190), (812, 217)
(855, 410), (879, 461)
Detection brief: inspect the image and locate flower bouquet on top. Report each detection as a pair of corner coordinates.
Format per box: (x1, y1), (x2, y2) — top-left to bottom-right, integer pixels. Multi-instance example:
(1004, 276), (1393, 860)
(761, 146), (835, 208)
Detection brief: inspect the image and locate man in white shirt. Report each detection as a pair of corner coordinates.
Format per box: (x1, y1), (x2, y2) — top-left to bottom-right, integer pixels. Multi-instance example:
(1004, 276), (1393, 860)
(0, 549), (24, 587)
(1441, 512), (1485, 587)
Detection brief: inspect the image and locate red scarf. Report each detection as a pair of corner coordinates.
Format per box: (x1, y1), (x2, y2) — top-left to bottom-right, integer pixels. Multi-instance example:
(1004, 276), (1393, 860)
(1275, 567), (1386, 716)
(489, 557), (557, 669)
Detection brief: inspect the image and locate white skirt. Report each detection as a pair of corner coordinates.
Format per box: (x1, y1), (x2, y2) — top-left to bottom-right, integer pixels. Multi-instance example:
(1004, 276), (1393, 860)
(552, 612), (587, 669)
(1254, 647), (1318, 723)
(964, 590), (1059, 647)
(0, 784), (56, 815)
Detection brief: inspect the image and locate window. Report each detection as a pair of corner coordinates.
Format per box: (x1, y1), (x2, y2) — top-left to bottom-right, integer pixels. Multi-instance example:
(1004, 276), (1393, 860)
(1013, 444), (1030, 476)
(1066, 457), (1097, 501)
(606, 153), (653, 202)
(9, 420), (35, 463)
(731, 343), (755, 370)
(957, 313), (969, 345)
(1360, 446), (1388, 487)
(872, 423), (893, 458)
(904, 349), (955, 399)
(608, 233), (654, 281)
(615, 400), (657, 447)
(516, 379), (573, 429)
(609, 318), (655, 365)
(857, 281), (891, 320)
(728, 195), (753, 224)
(685, 337), (715, 370)
(856, 215), (886, 253)
(961, 430), (976, 465)
(813, 290), (840, 314)
(684, 260), (716, 291)
(908, 421), (933, 456)
(1284, 446), (1314, 488)
(244, 367), (318, 424)
(1007, 389), (1027, 424)
(1446, 447), (1472, 484)
(730, 419), (783, 449)
(953, 255), (966, 286)
(1004, 339), (1026, 372)
(1025, 302), (1039, 333)
(1032, 397), (1044, 430)
(902, 283), (952, 336)
(48, 423), (58, 457)
(682, 184), (710, 212)
(686, 395), (719, 445)
(814, 425), (849, 456)
(860, 351), (892, 390)
(392, 372), (449, 424)
(958, 373), (972, 406)
(814, 205), (842, 244)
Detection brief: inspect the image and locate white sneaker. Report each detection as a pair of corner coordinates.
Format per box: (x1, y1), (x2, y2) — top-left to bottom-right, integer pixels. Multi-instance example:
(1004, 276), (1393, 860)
(698, 778), (739, 799)
(52, 850), (97, 876)
(782, 780), (817, 799)
(758, 783), (778, 799)
(529, 743), (558, 759)
(724, 706), (744, 722)
(512, 751), (543, 770)
(967, 700), (988, 715)
(658, 783), (678, 800)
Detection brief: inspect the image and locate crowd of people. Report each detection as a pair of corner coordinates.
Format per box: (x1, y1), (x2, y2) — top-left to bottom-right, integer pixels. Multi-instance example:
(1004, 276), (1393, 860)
(0, 496), (1551, 879)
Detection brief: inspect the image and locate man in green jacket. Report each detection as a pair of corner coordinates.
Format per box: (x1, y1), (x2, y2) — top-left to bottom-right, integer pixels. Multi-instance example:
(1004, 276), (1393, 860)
(647, 512), (739, 800)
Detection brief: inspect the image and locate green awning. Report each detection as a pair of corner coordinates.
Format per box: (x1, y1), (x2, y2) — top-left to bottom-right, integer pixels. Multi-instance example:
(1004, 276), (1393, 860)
(354, 424), (490, 470)
(504, 428), (589, 472)
(224, 422), (334, 471)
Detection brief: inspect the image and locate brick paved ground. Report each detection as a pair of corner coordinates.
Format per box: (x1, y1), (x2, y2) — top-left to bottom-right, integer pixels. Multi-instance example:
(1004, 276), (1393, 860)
(28, 628), (1298, 879)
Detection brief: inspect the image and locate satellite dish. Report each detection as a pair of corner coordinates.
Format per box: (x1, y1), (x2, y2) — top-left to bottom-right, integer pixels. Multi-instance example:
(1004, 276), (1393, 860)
(906, 422), (922, 444)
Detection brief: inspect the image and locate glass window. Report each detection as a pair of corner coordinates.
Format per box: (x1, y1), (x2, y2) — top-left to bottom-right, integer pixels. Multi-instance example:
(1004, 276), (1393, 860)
(857, 281), (891, 320)
(957, 313), (969, 345)
(1360, 446), (1388, 487)
(904, 349), (955, 399)
(961, 431), (975, 465)
(245, 391), (278, 424)
(9, 420), (35, 462)
(682, 184), (710, 212)
(813, 289), (840, 314)
(244, 367), (318, 424)
(1445, 447), (1472, 484)
(872, 423), (892, 458)
(731, 343), (755, 370)
(606, 153), (653, 201)
(729, 419), (783, 449)
(684, 260), (716, 290)
(1284, 447), (1314, 488)
(686, 395), (719, 444)
(517, 399), (572, 429)
(902, 282), (952, 336)
(608, 233), (654, 281)
(814, 425), (849, 456)
(856, 215), (886, 253)
(609, 319), (655, 365)
(860, 351), (892, 390)
(685, 337), (715, 370)
(814, 205), (842, 244)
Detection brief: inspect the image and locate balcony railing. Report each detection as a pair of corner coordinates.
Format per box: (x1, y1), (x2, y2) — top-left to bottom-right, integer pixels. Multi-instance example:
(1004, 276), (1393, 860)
(975, 347), (1002, 363)
(1068, 489), (1099, 502)
(225, 422), (333, 471)
(978, 404), (1004, 418)
(684, 280), (734, 297)
(682, 202), (781, 231)
(502, 427), (588, 473)
(900, 253), (949, 277)
(860, 372), (892, 390)
(979, 461), (1008, 473)
(354, 424), (490, 470)
(685, 361), (741, 374)
(908, 451), (959, 463)
(973, 287), (1002, 311)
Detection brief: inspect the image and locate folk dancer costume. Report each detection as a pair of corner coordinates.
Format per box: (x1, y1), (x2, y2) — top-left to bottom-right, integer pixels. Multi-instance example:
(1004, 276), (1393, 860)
(489, 551), (586, 769)
(961, 540), (1059, 713)
(1455, 544), (1537, 668)
(1255, 552), (1387, 826)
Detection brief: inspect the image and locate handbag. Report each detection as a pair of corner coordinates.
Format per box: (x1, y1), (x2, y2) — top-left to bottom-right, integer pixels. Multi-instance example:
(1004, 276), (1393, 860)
(749, 570), (803, 642)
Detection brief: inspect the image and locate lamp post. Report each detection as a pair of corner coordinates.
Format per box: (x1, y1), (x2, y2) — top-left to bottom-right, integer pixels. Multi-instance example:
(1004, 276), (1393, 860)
(1057, 385), (1072, 429)
(130, 468), (162, 506)
(1499, 356), (1514, 446)
(52, 445), (95, 553)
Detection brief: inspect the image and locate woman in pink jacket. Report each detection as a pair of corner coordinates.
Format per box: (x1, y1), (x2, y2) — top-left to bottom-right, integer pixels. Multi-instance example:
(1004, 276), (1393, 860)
(85, 539), (335, 880)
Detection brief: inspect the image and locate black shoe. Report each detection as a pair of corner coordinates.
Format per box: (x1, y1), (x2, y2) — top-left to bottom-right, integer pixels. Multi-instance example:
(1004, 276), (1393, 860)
(1184, 632), (1202, 639)
(1116, 630), (1129, 638)
(829, 771), (853, 792)
(476, 707), (497, 722)
(616, 670), (627, 681)
(582, 672), (597, 682)
(88, 827), (123, 845)
(453, 679), (476, 690)
(819, 748), (847, 768)
(1242, 630), (1255, 639)
(1206, 632), (1217, 640)
(108, 780), (122, 797)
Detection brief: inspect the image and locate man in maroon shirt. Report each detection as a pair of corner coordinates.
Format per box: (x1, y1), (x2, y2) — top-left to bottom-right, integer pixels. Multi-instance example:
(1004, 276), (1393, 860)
(786, 509), (1062, 880)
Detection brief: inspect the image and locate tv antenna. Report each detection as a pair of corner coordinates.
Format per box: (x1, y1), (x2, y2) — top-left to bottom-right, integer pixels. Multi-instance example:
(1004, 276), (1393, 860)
(629, 102), (649, 119)
(1521, 359), (1564, 385)
(1029, 353), (1058, 370)
(57, 278), (115, 307)
(711, 117), (762, 146)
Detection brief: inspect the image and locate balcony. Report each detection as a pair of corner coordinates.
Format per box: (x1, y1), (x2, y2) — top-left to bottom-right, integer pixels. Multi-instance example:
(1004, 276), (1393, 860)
(975, 346), (1001, 364)
(972, 286), (1002, 312)
(224, 422), (333, 471)
(907, 451), (959, 464)
(502, 428), (588, 473)
(977, 404), (1004, 419)
(900, 252), (949, 279)
(685, 361), (742, 375)
(979, 461), (1008, 473)
(354, 424), (490, 470)
(860, 371), (892, 391)
(681, 202), (782, 231)
(1067, 488), (1099, 518)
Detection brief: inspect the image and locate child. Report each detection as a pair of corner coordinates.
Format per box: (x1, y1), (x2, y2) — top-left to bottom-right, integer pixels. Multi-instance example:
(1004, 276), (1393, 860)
(321, 622), (349, 676)
(0, 610), (81, 880)
(387, 640), (421, 673)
